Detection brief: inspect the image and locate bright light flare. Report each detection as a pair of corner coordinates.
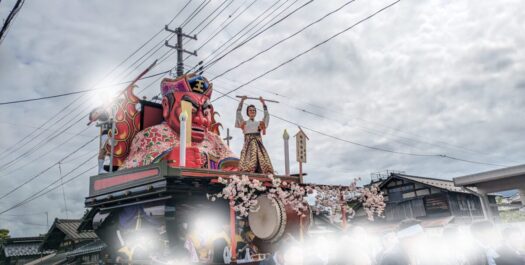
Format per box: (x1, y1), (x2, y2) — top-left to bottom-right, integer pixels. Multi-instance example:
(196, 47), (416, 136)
(283, 245), (304, 265)
(194, 216), (220, 240)
(90, 78), (121, 107)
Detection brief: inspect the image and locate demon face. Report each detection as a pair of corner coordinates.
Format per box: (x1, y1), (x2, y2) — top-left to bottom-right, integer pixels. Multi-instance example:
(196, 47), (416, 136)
(162, 92), (212, 143)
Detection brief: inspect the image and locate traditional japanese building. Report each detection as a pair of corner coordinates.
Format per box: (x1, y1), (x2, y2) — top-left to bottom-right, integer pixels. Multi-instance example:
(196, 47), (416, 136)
(0, 236), (53, 265)
(357, 173), (499, 227)
(35, 218), (100, 264)
(65, 239), (107, 264)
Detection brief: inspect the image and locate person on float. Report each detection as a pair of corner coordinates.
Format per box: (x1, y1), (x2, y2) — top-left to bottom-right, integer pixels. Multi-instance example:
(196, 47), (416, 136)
(119, 74), (238, 170)
(235, 96), (274, 174)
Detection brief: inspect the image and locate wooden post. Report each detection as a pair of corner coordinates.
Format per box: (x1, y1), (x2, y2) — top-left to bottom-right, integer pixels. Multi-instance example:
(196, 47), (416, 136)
(283, 129), (290, 176)
(295, 127), (308, 183)
(299, 162), (303, 184)
(229, 196), (237, 263)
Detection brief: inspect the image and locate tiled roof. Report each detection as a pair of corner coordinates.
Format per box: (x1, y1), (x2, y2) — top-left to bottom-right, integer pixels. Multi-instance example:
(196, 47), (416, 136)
(54, 219), (97, 240)
(2, 237), (54, 257)
(389, 173), (475, 194)
(41, 219), (98, 250)
(25, 252), (67, 265)
(67, 240), (106, 258)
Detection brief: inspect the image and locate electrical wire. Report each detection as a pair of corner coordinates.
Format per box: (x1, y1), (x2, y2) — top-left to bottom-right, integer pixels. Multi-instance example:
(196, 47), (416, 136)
(0, 0), (192, 163)
(209, 0), (357, 81)
(212, 0), (402, 101)
(0, 136), (97, 200)
(202, 0), (313, 70)
(0, 0), (24, 44)
(0, 156), (97, 215)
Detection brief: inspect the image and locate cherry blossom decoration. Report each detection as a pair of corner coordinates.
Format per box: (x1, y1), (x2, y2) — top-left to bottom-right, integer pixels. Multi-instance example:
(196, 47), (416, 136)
(208, 175), (385, 221)
(207, 175), (266, 217)
(307, 179), (385, 221)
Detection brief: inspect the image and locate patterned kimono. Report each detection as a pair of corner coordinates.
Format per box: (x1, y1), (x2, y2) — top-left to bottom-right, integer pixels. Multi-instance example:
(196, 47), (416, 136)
(235, 106), (274, 174)
(120, 123), (237, 170)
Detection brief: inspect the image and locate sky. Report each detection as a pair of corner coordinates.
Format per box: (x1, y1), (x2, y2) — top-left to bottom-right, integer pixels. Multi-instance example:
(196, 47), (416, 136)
(0, 0), (524, 236)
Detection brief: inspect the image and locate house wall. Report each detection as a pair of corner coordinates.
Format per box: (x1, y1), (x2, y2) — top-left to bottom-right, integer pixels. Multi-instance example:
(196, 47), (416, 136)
(447, 193), (486, 222)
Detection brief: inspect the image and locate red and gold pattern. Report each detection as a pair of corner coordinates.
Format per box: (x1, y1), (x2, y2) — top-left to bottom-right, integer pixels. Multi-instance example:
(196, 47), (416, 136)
(104, 61), (157, 167)
(120, 123), (236, 170)
(104, 85), (141, 167)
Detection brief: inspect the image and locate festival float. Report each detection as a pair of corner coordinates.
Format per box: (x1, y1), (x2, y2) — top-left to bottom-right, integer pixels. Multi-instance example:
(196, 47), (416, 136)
(82, 63), (385, 264)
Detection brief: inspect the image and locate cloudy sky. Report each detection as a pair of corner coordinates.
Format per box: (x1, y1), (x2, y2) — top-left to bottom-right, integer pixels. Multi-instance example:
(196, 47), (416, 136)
(0, 0), (523, 236)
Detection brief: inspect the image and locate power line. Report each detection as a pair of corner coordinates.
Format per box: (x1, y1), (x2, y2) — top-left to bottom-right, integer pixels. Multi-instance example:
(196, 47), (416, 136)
(198, 0), (507, 167)
(198, 0), (286, 67)
(0, 136), (97, 200)
(139, 0), (261, 95)
(202, 0), (313, 71)
(0, 114), (90, 172)
(0, 0), (24, 44)
(0, 60), (159, 180)
(189, 0), (259, 59)
(212, 0), (402, 102)
(0, 1), (192, 169)
(0, 218), (47, 227)
(180, 0), (211, 28)
(0, 70), (170, 106)
(0, 126), (91, 177)
(203, 0), (307, 68)
(209, 0), (356, 81)
(219, 90), (508, 167)
(0, 156), (97, 215)
(110, 0), (193, 79)
(184, 0), (231, 36)
(58, 162), (69, 219)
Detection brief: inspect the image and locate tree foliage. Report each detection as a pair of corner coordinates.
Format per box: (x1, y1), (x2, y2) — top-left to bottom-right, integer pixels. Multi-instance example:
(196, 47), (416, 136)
(0, 229), (10, 241)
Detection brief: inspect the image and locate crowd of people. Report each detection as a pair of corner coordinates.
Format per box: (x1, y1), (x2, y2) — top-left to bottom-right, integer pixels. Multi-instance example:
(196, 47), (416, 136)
(265, 219), (525, 265)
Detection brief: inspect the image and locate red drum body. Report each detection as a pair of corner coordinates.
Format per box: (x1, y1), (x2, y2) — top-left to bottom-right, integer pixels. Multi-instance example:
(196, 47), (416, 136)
(248, 195), (311, 248)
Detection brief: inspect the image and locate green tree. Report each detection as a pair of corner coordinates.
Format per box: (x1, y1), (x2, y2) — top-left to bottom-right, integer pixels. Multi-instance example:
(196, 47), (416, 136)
(0, 229), (10, 241)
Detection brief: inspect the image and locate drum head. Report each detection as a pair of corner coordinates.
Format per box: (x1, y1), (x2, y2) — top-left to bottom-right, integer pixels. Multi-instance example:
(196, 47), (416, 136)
(248, 195), (284, 240)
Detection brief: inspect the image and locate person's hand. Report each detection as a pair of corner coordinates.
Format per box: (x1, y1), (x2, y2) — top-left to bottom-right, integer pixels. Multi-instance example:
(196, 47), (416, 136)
(259, 96), (265, 104)
(241, 96), (248, 101)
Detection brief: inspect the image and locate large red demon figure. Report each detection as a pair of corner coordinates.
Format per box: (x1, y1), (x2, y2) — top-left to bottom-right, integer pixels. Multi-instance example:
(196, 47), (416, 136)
(119, 74), (238, 170)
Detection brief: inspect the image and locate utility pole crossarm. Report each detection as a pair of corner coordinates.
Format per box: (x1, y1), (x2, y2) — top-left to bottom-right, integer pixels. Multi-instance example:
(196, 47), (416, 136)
(164, 26), (198, 77)
(164, 40), (197, 56)
(164, 25), (197, 40)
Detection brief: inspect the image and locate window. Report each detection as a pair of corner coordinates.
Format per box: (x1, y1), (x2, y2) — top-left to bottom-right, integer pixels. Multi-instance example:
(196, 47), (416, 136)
(403, 192), (416, 199)
(431, 188), (441, 194)
(416, 189), (430, 196)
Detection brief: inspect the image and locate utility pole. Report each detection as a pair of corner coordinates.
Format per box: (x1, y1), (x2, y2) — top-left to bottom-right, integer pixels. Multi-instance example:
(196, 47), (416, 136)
(165, 26), (197, 76)
(223, 128), (232, 147)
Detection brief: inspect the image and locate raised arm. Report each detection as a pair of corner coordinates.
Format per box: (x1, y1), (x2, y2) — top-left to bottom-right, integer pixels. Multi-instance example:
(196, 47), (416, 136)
(235, 96), (247, 128)
(260, 97), (269, 127)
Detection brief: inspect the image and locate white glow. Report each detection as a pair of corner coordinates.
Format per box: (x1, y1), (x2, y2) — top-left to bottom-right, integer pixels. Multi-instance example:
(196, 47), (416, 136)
(195, 216), (219, 240)
(284, 246), (304, 265)
(90, 78), (121, 107)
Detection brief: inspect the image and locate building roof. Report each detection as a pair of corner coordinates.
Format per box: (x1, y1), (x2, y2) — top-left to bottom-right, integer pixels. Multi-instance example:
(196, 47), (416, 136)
(454, 163), (525, 186)
(1, 237), (54, 258)
(385, 173), (475, 194)
(40, 219), (98, 251)
(25, 252), (67, 265)
(66, 240), (106, 258)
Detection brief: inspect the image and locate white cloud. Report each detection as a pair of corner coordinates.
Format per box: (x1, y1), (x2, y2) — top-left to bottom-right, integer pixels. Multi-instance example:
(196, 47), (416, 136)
(0, 0), (524, 236)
